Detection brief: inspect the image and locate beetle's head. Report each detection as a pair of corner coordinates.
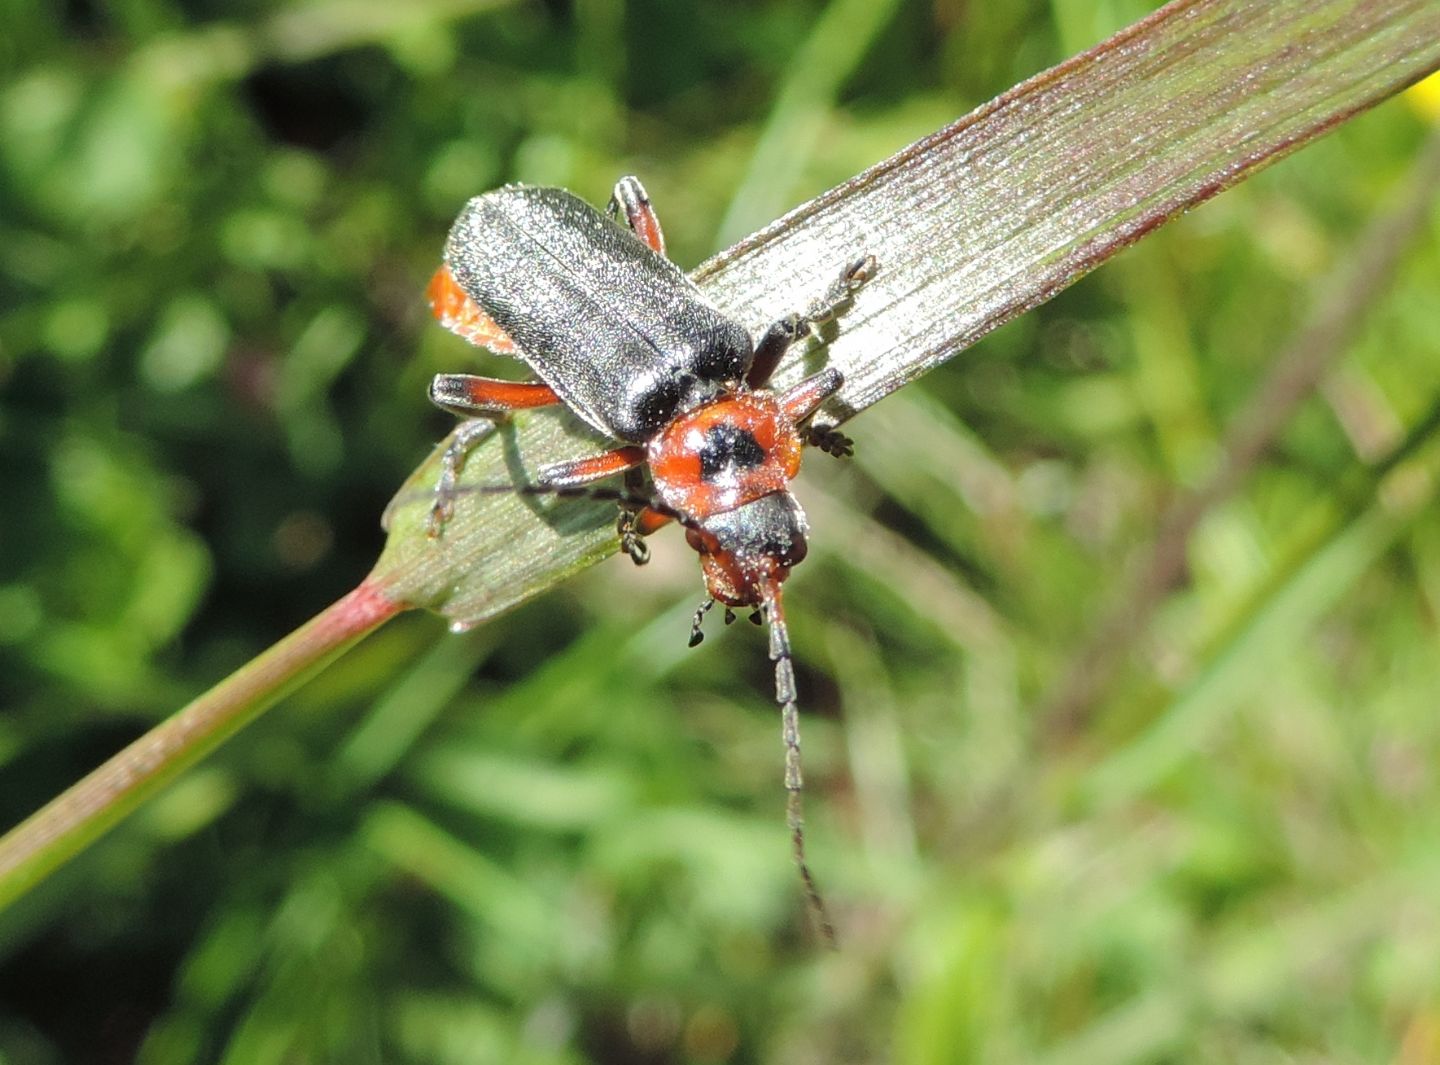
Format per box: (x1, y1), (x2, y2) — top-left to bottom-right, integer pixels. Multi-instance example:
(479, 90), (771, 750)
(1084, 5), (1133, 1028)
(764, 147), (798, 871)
(684, 491), (809, 607)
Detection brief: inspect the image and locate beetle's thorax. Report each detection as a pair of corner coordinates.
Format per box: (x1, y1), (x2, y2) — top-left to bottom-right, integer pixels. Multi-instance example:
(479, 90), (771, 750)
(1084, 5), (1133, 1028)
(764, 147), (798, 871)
(646, 389), (810, 607)
(646, 390), (805, 517)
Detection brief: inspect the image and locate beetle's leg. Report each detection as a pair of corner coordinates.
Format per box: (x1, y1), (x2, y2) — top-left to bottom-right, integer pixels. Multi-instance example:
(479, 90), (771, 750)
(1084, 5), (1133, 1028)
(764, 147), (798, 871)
(427, 419), (499, 536)
(747, 318), (800, 392)
(616, 510), (649, 565)
(425, 376), (564, 538)
(536, 446), (647, 489)
(776, 367), (855, 458)
(430, 439), (646, 541)
(608, 175), (666, 255)
(429, 374), (560, 418)
(635, 507), (674, 535)
(616, 467), (650, 565)
(615, 470), (677, 565)
(800, 425), (855, 458)
(428, 265), (520, 354)
(545, 445), (649, 562)
(747, 254), (877, 389)
(778, 367), (843, 422)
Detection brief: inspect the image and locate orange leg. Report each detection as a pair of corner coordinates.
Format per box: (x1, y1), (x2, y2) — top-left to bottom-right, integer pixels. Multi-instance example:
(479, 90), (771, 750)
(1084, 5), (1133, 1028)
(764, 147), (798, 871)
(426, 375), (563, 538)
(633, 507), (673, 535)
(426, 412), (642, 540)
(612, 464), (669, 566)
(778, 368), (844, 422)
(428, 265), (520, 354)
(608, 176), (666, 255)
(429, 374), (559, 418)
(537, 446), (646, 489)
(779, 369), (854, 458)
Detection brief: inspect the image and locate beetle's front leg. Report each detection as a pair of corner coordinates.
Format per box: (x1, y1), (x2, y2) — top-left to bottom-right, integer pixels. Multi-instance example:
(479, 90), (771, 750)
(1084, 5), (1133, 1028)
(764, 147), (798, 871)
(528, 445), (661, 565)
(773, 364), (857, 461)
(614, 473), (677, 567)
(747, 254), (877, 390)
(802, 424), (855, 458)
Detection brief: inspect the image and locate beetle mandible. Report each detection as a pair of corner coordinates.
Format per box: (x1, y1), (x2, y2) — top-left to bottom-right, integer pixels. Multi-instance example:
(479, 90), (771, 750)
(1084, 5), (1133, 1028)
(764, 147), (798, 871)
(425, 176), (875, 941)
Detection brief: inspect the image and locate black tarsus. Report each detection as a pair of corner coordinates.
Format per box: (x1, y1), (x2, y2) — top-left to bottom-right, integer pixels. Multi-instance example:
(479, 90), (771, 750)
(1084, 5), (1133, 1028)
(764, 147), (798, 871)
(616, 508), (651, 565)
(616, 466), (653, 565)
(803, 424), (855, 458)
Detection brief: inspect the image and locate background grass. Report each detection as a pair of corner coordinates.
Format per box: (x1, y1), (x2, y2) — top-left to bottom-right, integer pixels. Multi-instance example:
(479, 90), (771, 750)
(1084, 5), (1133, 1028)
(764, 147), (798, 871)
(3, 1), (1440, 1062)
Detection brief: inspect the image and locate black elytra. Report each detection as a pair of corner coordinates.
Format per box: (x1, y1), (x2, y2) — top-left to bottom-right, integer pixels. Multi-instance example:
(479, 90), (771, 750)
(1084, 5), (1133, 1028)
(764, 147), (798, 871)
(443, 186), (754, 444)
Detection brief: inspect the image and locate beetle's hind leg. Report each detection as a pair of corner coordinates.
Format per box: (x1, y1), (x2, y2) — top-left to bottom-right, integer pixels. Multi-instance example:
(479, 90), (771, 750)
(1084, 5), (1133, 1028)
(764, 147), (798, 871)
(425, 374), (564, 538)
(608, 176), (666, 256)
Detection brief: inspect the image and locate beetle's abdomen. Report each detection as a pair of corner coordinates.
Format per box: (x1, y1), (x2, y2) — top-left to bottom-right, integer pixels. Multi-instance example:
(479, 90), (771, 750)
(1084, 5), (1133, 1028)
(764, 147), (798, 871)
(444, 185), (753, 443)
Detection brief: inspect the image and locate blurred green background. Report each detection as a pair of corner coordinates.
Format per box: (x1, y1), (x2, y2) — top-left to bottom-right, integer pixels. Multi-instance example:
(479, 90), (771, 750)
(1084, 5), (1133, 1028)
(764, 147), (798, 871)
(4, 1), (1440, 1062)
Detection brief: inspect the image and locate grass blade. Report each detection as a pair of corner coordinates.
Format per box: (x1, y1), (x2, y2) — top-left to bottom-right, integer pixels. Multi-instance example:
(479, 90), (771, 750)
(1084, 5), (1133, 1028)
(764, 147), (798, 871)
(0, 582), (403, 909)
(379, 0), (1440, 629)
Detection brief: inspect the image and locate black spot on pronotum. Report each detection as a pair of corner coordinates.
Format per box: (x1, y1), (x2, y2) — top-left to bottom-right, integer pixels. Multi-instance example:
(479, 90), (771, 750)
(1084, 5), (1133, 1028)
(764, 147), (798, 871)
(698, 425), (766, 481)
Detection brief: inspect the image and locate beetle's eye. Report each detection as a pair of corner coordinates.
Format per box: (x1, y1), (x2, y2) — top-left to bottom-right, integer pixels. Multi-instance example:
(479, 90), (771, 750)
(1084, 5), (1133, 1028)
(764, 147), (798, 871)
(775, 529), (807, 567)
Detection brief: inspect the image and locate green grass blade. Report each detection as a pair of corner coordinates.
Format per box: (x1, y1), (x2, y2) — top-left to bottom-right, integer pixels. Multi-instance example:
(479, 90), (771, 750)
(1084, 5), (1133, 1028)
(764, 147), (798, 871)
(378, 0), (1440, 631)
(0, 581), (404, 910)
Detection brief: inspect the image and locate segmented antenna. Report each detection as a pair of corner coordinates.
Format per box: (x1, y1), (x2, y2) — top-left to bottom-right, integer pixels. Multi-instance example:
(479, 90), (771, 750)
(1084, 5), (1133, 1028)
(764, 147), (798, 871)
(416, 479), (703, 532)
(760, 578), (835, 946)
(688, 598), (715, 647)
(416, 480), (837, 943)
